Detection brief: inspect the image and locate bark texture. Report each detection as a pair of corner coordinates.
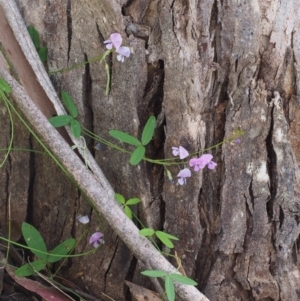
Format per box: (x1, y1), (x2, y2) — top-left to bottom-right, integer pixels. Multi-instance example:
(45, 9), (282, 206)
(1, 0), (300, 300)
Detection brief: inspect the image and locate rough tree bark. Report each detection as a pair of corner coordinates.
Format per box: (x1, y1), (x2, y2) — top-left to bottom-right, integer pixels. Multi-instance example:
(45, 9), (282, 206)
(1, 0), (300, 300)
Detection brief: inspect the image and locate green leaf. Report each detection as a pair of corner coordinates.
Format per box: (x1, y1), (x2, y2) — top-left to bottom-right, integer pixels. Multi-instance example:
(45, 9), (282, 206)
(165, 276), (175, 301)
(48, 238), (76, 263)
(70, 119), (81, 138)
(21, 223), (47, 261)
(155, 231), (178, 249)
(49, 115), (74, 127)
(141, 116), (156, 146)
(139, 228), (155, 237)
(126, 198), (140, 205)
(157, 236), (173, 248)
(156, 231), (179, 241)
(169, 274), (198, 285)
(61, 91), (78, 118)
(28, 26), (40, 50)
(141, 270), (168, 278)
(38, 47), (48, 63)
(130, 145), (145, 165)
(15, 260), (46, 277)
(109, 130), (141, 146)
(15, 264), (35, 277)
(0, 79), (11, 94)
(124, 206), (132, 220)
(115, 193), (125, 204)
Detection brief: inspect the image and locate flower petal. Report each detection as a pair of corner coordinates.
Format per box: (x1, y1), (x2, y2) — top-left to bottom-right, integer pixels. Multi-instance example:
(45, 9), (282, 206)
(208, 161), (217, 169)
(177, 168), (191, 185)
(179, 146), (189, 159)
(198, 154), (213, 166)
(178, 178), (185, 185)
(189, 154), (213, 171)
(110, 33), (122, 49)
(77, 215), (90, 224)
(189, 158), (200, 171)
(177, 168), (191, 178)
(172, 147), (179, 156)
(117, 54), (124, 62)
(104, 40), (113, 49)
(117, 46), (130, 58)
(89, 232), (103, 244)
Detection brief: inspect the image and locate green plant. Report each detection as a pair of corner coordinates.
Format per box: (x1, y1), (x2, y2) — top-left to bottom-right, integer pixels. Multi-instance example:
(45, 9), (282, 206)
(115, 193), (140, 220)
(15, 222), (75, 277)
(0, 79), (13, 168)
(139, 228), (179, 249)
(28, 26), (48, 63)
(141, 270), (197, 301)
(0, 42), (244, 299)
(109, 115), (156, 165)
(49, 91), (81, 138)
(0, 79), (105, 273)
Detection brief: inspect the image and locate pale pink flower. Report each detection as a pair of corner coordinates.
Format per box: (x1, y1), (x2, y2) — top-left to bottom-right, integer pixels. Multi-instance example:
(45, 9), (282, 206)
(189, 154), (217, 171)
(177, 168), (191, 185)
(116, 46), (131, 62)
(89, 232), (105, 248)
(208, 161), (217, 169)
(77, 215), (90, 224)
(172, 146), (189, 159)
(104, 33), (122, 50)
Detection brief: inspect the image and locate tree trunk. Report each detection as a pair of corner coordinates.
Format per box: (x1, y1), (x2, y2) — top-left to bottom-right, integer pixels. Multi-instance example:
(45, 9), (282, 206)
(1, 0), (300, 300)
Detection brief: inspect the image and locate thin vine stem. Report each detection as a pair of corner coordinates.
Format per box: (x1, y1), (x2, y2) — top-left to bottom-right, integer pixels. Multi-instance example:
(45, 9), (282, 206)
(0, 91), (14, 168)
(48, 50), (112, 75)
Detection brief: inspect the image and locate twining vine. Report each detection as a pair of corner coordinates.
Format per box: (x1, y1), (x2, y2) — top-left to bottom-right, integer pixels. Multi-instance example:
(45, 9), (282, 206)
(0, 28), (243, 301)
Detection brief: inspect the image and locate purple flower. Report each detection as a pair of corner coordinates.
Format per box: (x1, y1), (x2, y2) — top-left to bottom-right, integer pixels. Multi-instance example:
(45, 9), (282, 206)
(172, 146), (189, 159)
(89, 232), (105, 248)
(116, 46), (131, 62)
(235, 139), (241, 144)
(189, 154), (217, 171)
(77, 215), (90, 224)
(177, 168), (191, 185)
(104, 33), (122, 50)
(208, 161), (217, 169)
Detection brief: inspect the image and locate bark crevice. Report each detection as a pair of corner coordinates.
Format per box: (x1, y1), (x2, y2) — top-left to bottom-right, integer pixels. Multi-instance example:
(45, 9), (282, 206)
(66, 0), (72, 63)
